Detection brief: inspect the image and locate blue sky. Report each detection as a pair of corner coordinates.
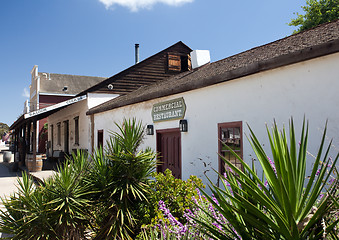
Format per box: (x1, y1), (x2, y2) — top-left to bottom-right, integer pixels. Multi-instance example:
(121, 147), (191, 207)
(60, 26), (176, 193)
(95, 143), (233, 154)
(0, 0), (304, 126)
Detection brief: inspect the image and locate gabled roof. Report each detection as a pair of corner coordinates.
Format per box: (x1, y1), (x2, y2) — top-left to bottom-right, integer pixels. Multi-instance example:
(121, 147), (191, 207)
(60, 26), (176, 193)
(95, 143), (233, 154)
(39, 73), (105, 95)
(77, 41), (192, 96)
(87, 19), (339, 115)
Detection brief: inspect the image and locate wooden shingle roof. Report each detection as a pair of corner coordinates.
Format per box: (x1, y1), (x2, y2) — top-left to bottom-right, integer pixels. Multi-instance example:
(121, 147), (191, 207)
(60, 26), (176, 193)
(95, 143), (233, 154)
(87, 19), (339, 115)
(39, 73), (105, 95)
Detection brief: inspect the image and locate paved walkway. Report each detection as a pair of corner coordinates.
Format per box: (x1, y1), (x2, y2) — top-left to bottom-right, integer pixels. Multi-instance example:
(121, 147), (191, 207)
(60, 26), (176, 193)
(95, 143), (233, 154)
(0, 157), (22, 202)
(0, 153), (21, 239)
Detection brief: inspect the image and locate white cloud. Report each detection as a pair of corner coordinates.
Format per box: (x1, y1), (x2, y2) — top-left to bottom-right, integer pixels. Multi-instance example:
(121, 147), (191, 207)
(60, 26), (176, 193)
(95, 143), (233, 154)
(22, 88), (30, 98)
(98, 0), (193, 12)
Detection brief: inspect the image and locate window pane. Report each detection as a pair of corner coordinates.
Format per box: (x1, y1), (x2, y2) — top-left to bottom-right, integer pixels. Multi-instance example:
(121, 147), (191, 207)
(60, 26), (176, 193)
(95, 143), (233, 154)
(218, 122), (243, 174)
(221, 127), (241, 150)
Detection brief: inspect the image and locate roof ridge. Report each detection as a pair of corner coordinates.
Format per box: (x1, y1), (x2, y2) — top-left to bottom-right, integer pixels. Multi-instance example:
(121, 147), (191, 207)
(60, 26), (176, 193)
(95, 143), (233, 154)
(39, 72), (106, 78)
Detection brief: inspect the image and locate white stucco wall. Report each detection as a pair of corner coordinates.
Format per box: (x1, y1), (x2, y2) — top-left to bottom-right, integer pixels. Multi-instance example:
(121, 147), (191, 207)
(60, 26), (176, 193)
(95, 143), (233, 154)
(47, 93), (119, 155)
(92, 52), (339, 184)
(48, 100), (90, 154)
(87, 93), (119, 110)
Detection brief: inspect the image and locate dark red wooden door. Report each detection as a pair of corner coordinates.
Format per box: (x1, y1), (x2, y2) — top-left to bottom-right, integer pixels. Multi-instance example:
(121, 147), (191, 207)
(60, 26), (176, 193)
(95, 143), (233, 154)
(157, 129), (181, 179)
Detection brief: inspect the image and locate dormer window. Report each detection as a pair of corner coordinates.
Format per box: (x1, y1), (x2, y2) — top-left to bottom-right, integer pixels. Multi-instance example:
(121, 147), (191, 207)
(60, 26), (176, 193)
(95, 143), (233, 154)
(167, 53), (191, 72)
(168, 54), (181, 72)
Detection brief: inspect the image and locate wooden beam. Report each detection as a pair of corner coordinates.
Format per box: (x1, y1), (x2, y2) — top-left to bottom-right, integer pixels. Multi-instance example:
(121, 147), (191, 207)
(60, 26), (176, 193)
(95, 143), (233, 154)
(33, 121), (37, 169)
(27, 122), (31, 154)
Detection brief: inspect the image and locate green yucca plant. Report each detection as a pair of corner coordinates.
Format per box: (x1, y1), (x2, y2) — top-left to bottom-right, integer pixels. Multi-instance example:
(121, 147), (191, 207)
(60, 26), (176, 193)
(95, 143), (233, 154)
(0, 150), (94, 240)
(0, 172), (55, 240)
(44, 153), (94, 239)
(198, 118), (338, 240)
(90, 118), (157, 240)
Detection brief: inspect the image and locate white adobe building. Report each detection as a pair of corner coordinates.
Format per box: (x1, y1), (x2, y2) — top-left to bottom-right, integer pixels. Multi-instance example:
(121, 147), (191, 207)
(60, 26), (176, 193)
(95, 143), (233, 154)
(9, 66), (105, 167)
(46, 42), (193, 157)
(87, 20), (339, 184)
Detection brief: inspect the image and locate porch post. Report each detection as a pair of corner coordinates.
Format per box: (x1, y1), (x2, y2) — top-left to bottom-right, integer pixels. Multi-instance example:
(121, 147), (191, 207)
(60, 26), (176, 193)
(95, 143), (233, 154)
(27, 121), (31, 153)
(16, 128), (19, 153)
(33, 120), (37, 167)
(14, 129), (18, 152)
(19, 126), (23, 164)
(23, 123), (27, 161)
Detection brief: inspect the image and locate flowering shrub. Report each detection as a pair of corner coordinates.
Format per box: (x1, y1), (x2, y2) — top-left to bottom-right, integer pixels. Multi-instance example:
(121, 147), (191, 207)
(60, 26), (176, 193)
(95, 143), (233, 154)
(140, 190), (231, 240)
(148, 169), (205, 224)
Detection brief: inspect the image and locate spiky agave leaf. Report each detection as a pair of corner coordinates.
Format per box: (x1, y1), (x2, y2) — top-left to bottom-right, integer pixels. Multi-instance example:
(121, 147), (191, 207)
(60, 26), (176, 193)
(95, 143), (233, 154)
(198, 118), (338, 240)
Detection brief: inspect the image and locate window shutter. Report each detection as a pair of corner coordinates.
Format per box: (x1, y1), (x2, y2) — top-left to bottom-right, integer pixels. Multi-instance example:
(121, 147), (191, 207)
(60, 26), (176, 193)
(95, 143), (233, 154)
(168, 54), (181, 72)
(187, 54), (192, 71)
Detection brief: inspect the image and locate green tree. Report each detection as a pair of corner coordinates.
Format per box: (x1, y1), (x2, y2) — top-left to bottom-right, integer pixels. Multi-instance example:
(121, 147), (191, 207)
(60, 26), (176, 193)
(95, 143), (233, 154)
(0, 122), (9, 137)
(289, 0), (339, 33)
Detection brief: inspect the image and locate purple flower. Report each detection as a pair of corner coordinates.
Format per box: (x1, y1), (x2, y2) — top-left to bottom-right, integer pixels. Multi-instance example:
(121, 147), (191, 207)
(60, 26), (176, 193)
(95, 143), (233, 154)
(329, 178), (336, 184)
(268, 157), (276, 175)
(264, 180), (269, 188)
(212, 194), (219, 205)
(258, 183), (262, 190)
(212, 222), (223, 231)
(156, 192), (231, 239)
(316, 168), (321, 176)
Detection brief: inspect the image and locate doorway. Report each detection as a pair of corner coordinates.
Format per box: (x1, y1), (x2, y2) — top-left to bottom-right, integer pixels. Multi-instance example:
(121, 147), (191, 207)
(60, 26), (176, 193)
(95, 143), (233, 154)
(97, 130), (103, 149)
(156, 128), (182, 179)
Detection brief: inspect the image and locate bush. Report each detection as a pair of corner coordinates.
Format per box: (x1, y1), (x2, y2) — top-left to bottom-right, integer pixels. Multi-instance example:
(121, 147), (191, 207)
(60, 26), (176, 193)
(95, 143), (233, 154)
(139, 188), (230, 240)
(0, 119), (157, 240)
(0, 150), (93, 240)
(148, 169), (204, 224)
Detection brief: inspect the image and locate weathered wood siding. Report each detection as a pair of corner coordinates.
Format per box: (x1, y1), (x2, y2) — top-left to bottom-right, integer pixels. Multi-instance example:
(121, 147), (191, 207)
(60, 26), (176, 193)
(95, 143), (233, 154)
(88, 42), (192, 94)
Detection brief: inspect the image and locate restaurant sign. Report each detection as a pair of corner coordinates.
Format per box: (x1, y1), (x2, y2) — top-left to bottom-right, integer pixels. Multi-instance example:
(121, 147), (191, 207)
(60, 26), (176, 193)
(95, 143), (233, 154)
(152, 97), (186, 122)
